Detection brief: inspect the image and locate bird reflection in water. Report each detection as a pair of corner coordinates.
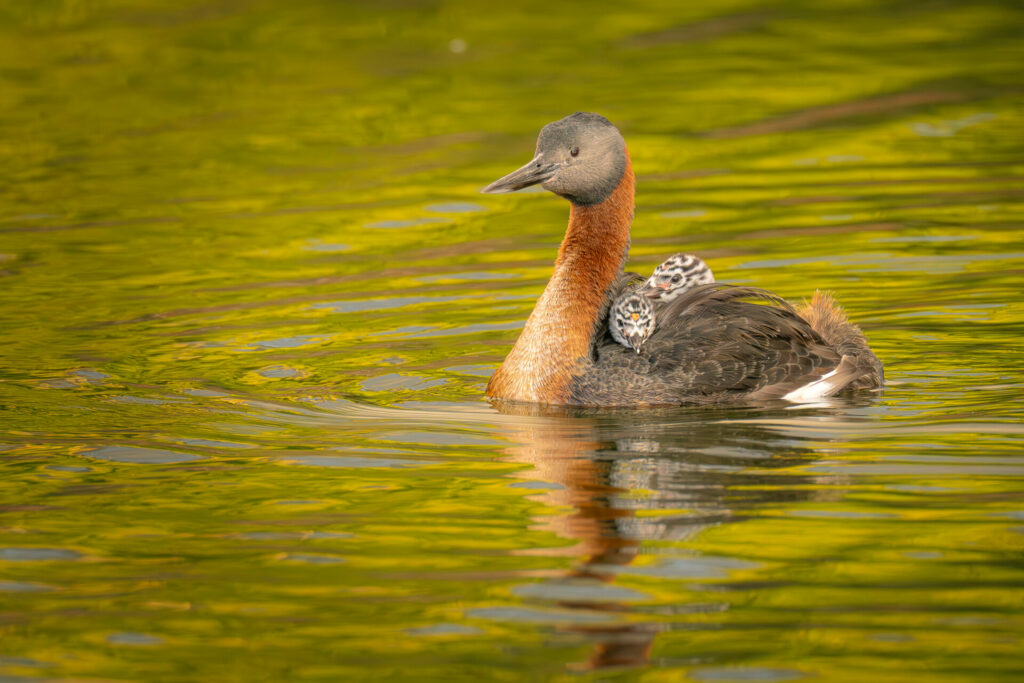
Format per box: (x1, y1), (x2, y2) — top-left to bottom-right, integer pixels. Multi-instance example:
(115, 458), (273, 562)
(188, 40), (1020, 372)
(490, 399), (868, 671)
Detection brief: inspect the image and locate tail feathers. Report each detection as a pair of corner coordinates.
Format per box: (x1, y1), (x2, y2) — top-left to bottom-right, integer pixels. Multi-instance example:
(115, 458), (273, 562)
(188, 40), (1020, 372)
(781, 355), (861, 402)
(798, 290), (862, 351)
(798, 290), (883, 388)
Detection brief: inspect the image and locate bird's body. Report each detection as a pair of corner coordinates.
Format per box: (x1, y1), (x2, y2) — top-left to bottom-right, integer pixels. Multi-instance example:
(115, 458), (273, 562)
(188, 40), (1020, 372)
(481, 112), (882, 407)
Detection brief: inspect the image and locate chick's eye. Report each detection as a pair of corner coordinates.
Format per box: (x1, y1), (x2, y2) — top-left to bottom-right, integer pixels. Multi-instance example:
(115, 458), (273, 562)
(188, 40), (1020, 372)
(569, 147), (579, 157)
(671, 274), (682, 283)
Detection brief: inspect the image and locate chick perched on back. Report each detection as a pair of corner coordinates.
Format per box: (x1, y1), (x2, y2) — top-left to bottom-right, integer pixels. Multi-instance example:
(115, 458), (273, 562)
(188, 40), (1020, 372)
(610, 290), (655, 354)
(609, 254), (715, 353)
(645, 253), (714, 302)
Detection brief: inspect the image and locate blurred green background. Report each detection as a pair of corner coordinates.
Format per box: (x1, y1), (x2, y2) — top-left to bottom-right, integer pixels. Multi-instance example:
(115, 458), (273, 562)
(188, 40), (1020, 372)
(1, 1), (1022, 680)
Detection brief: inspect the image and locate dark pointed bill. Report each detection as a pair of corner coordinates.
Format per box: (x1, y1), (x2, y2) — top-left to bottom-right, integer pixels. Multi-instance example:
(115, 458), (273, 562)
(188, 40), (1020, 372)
(481, 155), (560, 194)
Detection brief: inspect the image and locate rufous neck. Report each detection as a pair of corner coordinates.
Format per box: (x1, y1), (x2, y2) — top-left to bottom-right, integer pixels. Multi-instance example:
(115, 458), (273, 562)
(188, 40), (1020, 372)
(486, 154), (634, 404)
(559, 156), (635, 273)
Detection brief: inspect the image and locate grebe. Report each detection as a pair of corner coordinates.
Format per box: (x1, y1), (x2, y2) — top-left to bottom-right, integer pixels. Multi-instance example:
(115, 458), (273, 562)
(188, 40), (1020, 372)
(481, 112), (882, 406)
(645, 253), (714, 302)
(610, 289), (655, 353)
(610, 254), (714, 352)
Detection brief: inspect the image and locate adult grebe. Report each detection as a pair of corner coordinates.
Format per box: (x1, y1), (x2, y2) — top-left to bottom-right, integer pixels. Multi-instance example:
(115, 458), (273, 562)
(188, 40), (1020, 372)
(481, 112), (882, 406)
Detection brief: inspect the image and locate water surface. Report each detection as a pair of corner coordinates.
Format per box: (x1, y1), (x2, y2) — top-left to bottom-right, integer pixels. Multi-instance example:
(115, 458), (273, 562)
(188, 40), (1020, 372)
(1, 1), (1023, 680)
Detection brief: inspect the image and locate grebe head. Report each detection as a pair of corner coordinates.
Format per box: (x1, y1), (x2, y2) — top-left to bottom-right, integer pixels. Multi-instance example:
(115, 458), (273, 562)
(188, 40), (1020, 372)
(610, 292), (655, 354)
(481, 112), (628, 206)
(645, 253), (715, 302)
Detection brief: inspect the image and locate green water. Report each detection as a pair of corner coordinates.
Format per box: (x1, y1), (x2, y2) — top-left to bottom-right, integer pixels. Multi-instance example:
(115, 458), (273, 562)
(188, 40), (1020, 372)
(2, 0), (1023, 680)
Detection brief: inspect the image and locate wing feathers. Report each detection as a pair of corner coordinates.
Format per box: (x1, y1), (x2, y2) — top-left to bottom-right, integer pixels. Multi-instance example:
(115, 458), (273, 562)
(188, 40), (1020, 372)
(574, 283), (861, 405)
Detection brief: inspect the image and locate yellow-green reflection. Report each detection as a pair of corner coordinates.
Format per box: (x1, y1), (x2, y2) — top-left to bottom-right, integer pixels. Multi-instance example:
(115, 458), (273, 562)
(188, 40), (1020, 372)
(1, 0), (1023, 680)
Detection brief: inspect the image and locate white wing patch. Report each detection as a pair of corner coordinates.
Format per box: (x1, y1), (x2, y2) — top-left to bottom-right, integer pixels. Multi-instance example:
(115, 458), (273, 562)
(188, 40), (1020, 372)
(782, 368), (840, 403)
